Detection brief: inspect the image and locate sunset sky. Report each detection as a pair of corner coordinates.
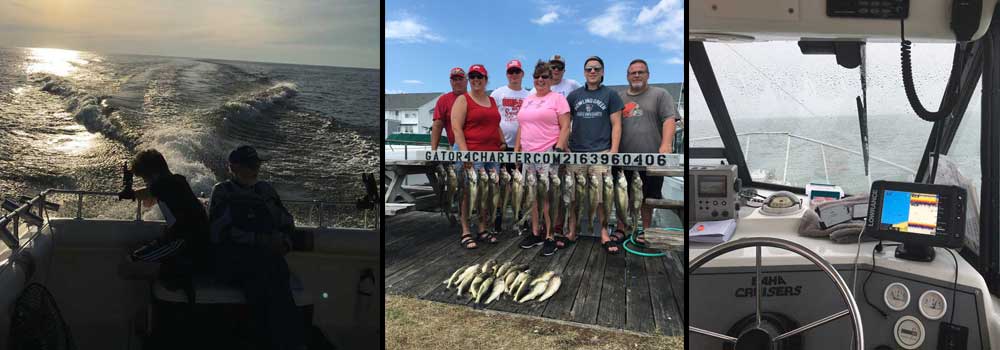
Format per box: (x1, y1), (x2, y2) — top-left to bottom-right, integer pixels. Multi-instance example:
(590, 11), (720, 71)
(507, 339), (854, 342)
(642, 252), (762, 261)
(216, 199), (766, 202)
(0, 0), (380, 68)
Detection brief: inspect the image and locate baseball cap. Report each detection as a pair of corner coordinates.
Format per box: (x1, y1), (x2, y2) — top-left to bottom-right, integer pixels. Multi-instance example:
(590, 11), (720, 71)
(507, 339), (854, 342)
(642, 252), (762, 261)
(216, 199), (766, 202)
(450, 67), (466, 78)
(469, 64), (488, 77)
(549, 55), (566, 65)
(506, 59), (522, 71)
(584, 55), (605, 68)
(228, 145), (267, 165)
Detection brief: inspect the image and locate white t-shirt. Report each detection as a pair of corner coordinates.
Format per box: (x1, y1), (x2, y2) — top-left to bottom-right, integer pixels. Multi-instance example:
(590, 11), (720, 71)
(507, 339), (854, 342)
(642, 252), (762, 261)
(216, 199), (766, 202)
(550, 78), (581, 97)
(490, 86), (531, 146)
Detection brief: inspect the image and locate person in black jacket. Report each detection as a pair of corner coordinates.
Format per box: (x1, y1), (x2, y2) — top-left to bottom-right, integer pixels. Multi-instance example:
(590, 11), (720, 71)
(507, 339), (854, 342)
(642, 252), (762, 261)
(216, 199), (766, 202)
(208, 145), (304, 350)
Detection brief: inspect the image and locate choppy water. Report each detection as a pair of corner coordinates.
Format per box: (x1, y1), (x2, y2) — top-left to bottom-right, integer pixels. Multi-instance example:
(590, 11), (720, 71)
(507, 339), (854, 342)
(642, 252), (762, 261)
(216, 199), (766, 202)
(0, 47), (378, 223)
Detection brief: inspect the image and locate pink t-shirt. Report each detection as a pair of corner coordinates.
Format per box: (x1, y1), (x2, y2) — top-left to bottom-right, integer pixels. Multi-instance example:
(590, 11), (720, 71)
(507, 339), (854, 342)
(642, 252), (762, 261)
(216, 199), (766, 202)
(517, 91), (570, 152)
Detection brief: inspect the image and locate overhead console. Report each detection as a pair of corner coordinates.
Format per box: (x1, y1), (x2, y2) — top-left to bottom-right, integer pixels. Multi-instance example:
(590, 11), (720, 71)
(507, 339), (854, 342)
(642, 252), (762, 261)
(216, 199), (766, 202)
(690, 0), (996, 43)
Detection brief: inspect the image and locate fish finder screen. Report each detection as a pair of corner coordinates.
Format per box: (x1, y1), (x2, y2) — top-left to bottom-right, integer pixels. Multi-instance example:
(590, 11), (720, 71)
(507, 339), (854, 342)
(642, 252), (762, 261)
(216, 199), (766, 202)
(698, 175), (726, 197)
(878, 190), (942, 235)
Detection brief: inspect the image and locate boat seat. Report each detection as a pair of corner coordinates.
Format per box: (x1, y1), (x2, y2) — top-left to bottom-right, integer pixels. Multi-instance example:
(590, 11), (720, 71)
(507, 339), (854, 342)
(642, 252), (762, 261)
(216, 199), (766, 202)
(152, 272), (313, 306)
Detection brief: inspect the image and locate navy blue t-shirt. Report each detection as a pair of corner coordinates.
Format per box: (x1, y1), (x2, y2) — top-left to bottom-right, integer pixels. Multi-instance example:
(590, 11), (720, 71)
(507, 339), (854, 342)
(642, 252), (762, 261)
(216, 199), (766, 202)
(566, 85), (624, 152)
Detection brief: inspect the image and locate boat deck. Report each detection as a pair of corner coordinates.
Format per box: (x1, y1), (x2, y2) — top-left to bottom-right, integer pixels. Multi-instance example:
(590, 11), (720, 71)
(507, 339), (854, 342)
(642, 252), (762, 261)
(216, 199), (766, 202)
(385, 211), (686, 336)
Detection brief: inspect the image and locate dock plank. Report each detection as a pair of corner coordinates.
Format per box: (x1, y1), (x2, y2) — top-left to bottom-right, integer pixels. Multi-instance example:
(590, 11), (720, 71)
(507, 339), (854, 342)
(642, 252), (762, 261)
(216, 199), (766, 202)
(663, 251), (686, 322)
(569, 239), (607, 325)
(596, 248), (627, 329)
(624, 252), (655, 333)
(512, 237), (581, 316)
(645, 253), (684, 335)
(541, 239), (595, 321)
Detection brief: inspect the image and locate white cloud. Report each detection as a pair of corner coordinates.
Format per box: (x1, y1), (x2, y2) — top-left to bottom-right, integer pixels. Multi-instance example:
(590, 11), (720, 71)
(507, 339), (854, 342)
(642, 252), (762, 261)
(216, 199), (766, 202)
(586, 0), (683, 52)
(385, 89), (405, 94)
(667, 56), (683, 64)
(385, 18), (443, 43)
(532, 11), (559, 25)
(402, 80), (424, 84)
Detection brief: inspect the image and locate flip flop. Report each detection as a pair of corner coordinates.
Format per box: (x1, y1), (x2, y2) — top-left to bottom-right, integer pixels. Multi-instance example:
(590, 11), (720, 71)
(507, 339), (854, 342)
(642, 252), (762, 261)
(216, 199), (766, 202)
(478, 231), (499, 244)
(554, 235), (577, 248)
(602, 239), (620, 255)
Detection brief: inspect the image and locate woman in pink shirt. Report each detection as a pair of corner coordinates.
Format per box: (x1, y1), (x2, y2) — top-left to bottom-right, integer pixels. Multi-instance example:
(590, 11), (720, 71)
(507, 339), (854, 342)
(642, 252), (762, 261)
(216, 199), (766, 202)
(514, 61), (570, 257)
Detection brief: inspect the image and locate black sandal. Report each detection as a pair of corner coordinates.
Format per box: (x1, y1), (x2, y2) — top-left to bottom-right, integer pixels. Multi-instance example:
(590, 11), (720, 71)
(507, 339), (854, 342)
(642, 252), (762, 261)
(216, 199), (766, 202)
(478, 231), (499, 244)
(602, 239), (620, 255)
(554, 234), (577, 248)
(610, 229), (627, 243)
(460, 234), (478, 249)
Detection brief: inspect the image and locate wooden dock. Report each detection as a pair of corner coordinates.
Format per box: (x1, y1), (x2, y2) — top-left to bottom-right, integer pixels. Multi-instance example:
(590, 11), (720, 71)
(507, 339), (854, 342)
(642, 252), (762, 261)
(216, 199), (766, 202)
(385, 211), (686, 336)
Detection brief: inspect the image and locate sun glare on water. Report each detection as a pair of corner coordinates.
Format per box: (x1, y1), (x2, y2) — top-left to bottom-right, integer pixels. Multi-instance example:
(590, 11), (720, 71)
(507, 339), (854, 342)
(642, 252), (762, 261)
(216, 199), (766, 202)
(25, 48), (88, 77)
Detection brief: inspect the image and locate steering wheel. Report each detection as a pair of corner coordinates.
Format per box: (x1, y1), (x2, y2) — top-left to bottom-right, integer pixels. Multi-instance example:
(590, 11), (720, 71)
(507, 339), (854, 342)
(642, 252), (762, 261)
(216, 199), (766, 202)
(689, 237), (864, 350)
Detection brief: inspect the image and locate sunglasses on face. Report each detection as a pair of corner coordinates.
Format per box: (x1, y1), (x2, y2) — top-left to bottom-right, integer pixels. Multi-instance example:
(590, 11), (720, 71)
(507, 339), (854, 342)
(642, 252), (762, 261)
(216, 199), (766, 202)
(507, 69), (523, 75)
(534, 74), (550, 80)
(585, 66), (603, 73)
(551, 65), (565, 71)
(468, 73), (486, 80)
(450, 76), (466, 81)
(629, 70), (648, 76)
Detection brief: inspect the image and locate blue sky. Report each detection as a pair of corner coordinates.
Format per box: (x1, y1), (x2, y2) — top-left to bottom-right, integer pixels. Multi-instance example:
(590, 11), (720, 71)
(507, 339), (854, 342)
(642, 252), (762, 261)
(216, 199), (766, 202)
(0, 0), (380, 68)
(385, 0), (684, 93)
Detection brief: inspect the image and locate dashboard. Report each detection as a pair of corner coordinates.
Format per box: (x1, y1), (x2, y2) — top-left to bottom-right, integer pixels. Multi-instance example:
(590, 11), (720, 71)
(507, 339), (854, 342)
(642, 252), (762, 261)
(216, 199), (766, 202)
(690, 260), (987, 349)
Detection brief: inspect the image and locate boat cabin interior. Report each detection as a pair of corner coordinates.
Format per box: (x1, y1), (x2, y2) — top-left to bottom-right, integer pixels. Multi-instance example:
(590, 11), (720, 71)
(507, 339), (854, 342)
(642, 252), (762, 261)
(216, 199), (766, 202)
(689, 1), (1000, 349)
(0, 190), (379, 349)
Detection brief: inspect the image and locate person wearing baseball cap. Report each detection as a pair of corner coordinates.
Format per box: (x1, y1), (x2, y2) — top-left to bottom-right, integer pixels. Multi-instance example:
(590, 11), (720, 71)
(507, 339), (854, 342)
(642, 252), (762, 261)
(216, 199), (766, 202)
(430, 67), (468, 151)
(548, 54), (580, 97)
(208, 145), (305, 348)
(451, 63), (505, 249)
(564, 55), (624, 254)
(488, 59), (531, 235)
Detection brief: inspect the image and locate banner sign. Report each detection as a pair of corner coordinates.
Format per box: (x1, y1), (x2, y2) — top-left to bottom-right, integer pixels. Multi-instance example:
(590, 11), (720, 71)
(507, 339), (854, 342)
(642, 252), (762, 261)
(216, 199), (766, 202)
(419, 150), (683, 167)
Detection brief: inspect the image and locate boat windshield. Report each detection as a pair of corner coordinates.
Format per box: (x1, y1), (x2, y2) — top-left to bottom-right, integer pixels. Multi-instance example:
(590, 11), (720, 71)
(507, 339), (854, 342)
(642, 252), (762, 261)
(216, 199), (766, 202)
(690, 41), (983, 196)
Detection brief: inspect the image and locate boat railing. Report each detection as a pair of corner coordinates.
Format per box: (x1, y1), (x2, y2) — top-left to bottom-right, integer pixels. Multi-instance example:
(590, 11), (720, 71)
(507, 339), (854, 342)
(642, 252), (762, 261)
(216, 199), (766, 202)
(0, 189), (377, 249)
(691, 131), (916, 185)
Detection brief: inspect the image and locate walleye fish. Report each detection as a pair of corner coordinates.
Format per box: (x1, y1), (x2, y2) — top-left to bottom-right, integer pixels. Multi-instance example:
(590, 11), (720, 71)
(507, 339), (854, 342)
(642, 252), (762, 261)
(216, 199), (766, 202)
(514, 272), (534, 301)
(499, 168), (512, 230)
(538, 276), (562, 302)
(518, 171), (537, 226)
(485, 278), (507, 305)
(447, 166), (460, 215)
(489, 170), (501, 227)
(615, 170), (630, 227)
(630, 171), (644, 227)
(536, 170), (549, 206)
(550, 172), (561, 222)
(435, 164), (448, 215)
(478, 168), (490, 217)
(467, 168), (479, 216)
(457, 271), (476, 296)
(444, 264), (468, 289)
(588, 174), (601, 229)
(469, 273), (487, 299)
(511, 170), (524, 232)
(503, 270), (519, 292)
(518, 280), (549, 303)
(480, 260), (496, 275)
(475, 277), (494, 304)
(531, 271), (555, 286)
(562, 172), (575, 228)
(575, 173), (588, 232)
(510, 270), (531, 295)
(603, 172), (615, 221)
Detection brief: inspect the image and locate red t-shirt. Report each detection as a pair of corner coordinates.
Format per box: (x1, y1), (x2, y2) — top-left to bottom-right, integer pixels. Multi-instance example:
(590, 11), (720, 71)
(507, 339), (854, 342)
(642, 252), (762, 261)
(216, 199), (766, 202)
(433, 92), (462, 143)
(461, 93), (502, 151)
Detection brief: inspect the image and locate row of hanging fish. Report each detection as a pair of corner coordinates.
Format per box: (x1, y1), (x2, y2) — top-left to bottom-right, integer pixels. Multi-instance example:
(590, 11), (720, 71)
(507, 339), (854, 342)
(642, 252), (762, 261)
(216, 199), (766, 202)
(443, 260), (562, 306)
(434, 164), (647, 233)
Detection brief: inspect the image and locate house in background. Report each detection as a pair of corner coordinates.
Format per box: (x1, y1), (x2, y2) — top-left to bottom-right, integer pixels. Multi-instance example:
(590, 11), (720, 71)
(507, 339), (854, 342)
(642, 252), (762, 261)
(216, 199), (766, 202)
(384, 83), (683, 136)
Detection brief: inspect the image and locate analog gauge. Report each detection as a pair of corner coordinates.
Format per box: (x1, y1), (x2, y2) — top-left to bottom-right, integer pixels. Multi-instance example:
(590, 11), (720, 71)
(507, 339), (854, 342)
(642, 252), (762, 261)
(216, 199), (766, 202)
(919, 290), (948, 320)
(884, 282), (910, 311)
(894, 316), (925, 350)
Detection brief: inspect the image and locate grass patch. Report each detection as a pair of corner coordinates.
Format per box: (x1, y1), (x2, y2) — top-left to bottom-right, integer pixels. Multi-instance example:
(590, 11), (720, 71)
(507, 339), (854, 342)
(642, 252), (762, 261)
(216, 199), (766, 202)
(386, 295), (683, 350)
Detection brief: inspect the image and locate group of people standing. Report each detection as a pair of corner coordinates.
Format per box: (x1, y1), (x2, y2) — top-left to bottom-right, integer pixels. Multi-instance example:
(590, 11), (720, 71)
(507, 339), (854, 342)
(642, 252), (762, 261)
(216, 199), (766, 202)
(429, 54), (678, 256)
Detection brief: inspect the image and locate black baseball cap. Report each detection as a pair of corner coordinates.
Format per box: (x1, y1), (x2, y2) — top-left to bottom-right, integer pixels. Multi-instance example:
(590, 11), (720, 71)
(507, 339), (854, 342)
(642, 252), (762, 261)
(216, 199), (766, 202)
(228, 145), (267, 165)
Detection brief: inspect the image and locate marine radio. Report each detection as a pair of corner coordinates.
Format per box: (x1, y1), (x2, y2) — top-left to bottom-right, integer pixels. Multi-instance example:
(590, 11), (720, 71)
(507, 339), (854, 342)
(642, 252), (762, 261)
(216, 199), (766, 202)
(690, 164), (740, 222)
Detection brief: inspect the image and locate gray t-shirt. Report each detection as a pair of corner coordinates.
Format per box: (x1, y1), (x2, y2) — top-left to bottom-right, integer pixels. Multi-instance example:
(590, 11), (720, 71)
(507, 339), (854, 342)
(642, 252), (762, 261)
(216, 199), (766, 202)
(619, 87), (678, 154)
(567, 85), (624, 152)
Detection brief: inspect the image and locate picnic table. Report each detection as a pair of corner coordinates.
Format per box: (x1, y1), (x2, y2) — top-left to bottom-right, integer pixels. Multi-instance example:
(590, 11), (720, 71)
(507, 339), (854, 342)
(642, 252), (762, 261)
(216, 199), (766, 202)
(384, 160), (441, 204)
